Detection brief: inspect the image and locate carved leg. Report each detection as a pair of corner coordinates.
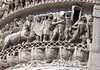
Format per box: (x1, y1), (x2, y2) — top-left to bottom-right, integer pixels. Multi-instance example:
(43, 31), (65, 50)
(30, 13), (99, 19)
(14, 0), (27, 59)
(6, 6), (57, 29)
(15, 5), (19, 11)
(58, 34), (62, 41)
(40, 35), (42, 41)
(69, 30), (78, 43)
(50, 33), (56, 41)
(43, 35), (47, 41)
(2, 40), (11, 50)
(65, 31), (68, 41)
(81, 37), (86, 44)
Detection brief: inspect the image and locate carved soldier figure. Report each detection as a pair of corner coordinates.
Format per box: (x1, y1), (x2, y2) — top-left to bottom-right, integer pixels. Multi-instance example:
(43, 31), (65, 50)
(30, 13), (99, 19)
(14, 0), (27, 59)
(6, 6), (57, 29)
(33, 16), (42, 41)
(65, 11), (73, 41)
(14, 0), (20, 10)
(20, 0), (25, 8)
(3, 0), (10, 14)
(69, 16), (89, 44)
(86, 15), (93, 43)
(25, 0), (30, 7)
(11, 18), (20, 33)
(0, 1), (7, 18)
(42, 14), (53, 41)
(51, 11), (66, 41)
(8, 0), (15, 11)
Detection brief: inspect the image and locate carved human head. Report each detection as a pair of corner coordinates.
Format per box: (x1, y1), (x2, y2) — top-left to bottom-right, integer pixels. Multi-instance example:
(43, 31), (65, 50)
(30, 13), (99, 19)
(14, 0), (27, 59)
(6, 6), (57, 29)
(25, 20), (31, 27)
(28, 15), (34, 22)
(66, 11), (71, 18)
(80, 16), (87, 23)
(36, 16), (41, 22)
(48, 14), (53, 20)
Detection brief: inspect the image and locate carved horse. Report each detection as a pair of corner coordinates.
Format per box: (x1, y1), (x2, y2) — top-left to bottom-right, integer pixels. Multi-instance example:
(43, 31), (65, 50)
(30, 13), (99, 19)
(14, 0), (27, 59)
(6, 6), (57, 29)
(2, 21), (31, 50)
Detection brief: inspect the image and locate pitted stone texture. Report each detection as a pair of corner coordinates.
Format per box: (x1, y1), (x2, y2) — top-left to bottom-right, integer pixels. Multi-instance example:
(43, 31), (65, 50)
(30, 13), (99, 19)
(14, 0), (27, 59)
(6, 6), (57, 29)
(89, 52), (100, 67)
(92, 17), (100, 53)
(94, 4), (100, 10)
(88, 65), (100, 70)
(93, 9), (100, 18)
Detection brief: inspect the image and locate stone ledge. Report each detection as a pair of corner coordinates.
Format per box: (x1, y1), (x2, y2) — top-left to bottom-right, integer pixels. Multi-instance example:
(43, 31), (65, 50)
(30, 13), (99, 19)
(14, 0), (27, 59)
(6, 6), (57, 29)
(93, 9), (100, 18)
(94, 4), (100, 10)
(88, 65), (100, 70)
(90, 43), (99, 53)
(88, 52), (100, 67)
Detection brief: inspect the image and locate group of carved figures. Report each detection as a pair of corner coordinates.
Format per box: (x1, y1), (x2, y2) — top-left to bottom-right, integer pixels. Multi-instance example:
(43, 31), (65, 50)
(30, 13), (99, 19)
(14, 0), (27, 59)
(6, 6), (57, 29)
(0, 0), (55, 19)
(0, 10), (93, 50)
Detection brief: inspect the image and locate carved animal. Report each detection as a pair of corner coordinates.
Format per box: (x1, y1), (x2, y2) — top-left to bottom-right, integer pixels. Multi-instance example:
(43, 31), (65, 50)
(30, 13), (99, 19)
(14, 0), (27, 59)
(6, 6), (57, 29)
(14, 0), (20, 10)
(3, 21), (31, 50)
(28, 30), (37, 42)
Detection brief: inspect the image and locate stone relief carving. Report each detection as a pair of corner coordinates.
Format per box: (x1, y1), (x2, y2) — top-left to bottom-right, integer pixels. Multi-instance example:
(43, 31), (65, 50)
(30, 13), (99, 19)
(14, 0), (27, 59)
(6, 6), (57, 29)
(0, 5), (93, 69)
(0, 0), (97, 21)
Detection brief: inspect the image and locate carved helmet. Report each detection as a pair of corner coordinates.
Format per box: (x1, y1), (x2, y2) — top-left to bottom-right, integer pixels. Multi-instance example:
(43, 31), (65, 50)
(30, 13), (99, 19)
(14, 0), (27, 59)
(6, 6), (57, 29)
(60, 11), (65, 17)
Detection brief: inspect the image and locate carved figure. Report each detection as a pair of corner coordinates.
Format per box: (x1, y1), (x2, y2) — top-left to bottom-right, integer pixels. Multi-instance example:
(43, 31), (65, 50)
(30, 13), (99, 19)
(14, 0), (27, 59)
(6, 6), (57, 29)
(28, 16), (38, 42)
(20, 0), (25, 8)
(51, 11), (66, 41)
(42, 14), (53, 41)
(86, 15), (93, 43)
(0, 10), (4, 19)
(32, 16), (42, 41)
(69, 16), (89, 43)
(65, 11), (73, 41)
(7, 0), (15, 11)
(14, 0), (20, 10)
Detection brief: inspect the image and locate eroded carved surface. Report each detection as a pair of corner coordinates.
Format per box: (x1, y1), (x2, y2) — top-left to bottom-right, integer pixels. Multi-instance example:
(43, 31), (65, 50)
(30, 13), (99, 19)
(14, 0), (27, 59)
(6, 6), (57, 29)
(0, 5), (93, 70)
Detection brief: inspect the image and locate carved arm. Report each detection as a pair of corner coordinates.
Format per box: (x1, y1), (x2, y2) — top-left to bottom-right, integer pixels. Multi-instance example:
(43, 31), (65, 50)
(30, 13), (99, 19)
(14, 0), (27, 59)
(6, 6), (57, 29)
(52, 20), (65, 25)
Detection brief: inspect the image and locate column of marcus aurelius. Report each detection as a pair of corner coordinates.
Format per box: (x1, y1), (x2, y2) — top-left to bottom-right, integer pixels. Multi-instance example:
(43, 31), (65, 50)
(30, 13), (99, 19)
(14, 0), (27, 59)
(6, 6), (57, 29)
(0, 0), (100, 70)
